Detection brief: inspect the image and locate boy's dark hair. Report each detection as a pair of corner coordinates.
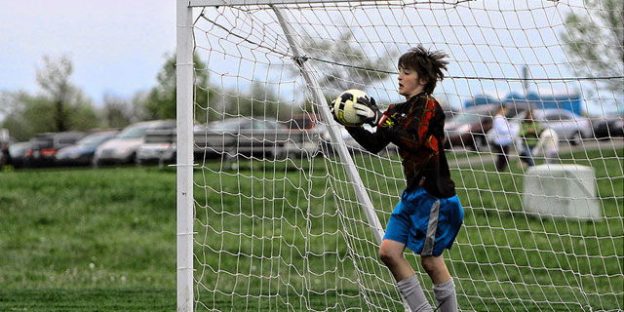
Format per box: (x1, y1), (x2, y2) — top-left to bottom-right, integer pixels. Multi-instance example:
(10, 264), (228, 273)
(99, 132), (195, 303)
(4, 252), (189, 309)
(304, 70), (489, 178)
(398, 45), (449, 94)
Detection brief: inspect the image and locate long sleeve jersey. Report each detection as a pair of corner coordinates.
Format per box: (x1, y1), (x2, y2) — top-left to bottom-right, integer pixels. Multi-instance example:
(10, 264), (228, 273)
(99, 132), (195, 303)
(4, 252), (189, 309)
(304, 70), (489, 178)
(346, 93), (456, 198)
(491, 114), (514, 146)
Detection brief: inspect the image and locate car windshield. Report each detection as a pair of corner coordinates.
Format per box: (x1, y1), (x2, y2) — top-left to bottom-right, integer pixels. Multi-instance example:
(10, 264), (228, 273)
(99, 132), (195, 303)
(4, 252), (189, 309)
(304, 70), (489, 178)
(144, 131), (175, 143)
(506, 107), (529, 118)
(207, 119), (249, 131)
(31, 136), (53, 148)
(117, 126), (149, 139)
(449, 114), (482, 124)
(77, 133), (114, 146)
(9, 143), (30, 154)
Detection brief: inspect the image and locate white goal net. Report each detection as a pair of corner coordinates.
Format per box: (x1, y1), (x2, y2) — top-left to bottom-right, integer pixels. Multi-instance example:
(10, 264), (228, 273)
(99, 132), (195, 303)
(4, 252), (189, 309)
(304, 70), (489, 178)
(177, 0), (623, 311)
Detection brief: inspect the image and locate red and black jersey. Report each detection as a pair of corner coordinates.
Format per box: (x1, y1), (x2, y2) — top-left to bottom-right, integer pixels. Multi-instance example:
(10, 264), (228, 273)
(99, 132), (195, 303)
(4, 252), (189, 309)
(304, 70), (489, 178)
(346, 93), (456, 198)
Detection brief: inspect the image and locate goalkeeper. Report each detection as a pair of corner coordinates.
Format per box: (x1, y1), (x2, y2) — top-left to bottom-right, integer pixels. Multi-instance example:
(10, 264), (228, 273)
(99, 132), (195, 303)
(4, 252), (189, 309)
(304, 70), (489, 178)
(333, 46), (463, 312)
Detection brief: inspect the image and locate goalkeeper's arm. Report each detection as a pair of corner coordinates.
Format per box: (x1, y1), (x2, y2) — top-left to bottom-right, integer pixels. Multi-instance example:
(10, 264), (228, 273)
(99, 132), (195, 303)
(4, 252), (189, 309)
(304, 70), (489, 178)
(345, 126), (389, 154)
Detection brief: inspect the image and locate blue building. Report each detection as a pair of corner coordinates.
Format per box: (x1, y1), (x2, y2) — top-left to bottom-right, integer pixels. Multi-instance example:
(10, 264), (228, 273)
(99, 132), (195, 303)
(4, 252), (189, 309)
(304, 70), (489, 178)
(465, 92), (583, 115)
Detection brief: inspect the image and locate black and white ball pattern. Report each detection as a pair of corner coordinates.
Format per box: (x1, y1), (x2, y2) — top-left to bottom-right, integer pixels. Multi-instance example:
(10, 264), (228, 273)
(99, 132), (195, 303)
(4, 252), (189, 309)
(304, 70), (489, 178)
(331, 89), (370, 127)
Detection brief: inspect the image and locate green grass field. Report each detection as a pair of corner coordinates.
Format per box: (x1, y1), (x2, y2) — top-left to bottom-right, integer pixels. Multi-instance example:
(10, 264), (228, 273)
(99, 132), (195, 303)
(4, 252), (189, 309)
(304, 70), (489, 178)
(0, 147), (622, 311)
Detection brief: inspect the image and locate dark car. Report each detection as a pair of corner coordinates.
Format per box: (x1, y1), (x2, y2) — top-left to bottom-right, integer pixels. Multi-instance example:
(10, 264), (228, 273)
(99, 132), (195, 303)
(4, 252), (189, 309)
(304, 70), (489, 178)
(194, 117), (322, 160)
(24, 131), (85, 167)
(444, 103), (529, 151)
(0, 129), (9, 169)
(55, 130), (119, 166)
(287, 113), (320, 130)
(592, 114), (624, 139)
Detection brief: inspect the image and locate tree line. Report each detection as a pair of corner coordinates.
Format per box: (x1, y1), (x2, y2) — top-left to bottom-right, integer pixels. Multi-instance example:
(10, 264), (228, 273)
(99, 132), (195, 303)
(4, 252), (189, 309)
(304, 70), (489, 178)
(0, 32), (396, 142)
(2, 2), (621, 142)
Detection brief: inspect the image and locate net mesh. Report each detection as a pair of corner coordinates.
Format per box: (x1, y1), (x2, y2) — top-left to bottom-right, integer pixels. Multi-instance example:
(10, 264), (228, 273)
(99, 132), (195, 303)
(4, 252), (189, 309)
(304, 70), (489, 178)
(188, 1), (623, 310)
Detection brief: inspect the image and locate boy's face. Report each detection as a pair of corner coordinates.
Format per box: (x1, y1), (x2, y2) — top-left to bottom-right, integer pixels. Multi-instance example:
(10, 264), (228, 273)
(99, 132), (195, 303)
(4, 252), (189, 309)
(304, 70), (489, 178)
(398, 66), (426, 99)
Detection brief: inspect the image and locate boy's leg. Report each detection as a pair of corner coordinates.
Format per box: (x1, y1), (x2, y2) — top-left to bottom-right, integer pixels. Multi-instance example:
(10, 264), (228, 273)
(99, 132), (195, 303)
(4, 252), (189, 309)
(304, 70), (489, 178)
(380, 239), (414, 281)
(380, 239), (432, 312)
(525, 146), (535, 166)
(433, 278), (458, 312)
(495, 144), (510, 171)
(398, 275), (433, 312)
(421, 255), (458, 312)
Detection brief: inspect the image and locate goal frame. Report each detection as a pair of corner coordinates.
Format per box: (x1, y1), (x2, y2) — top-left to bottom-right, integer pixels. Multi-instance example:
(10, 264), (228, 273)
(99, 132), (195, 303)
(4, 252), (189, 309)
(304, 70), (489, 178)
(176, 1), (384, 311)
(176, 1), (194, 312)
(177, 1), (623, 311)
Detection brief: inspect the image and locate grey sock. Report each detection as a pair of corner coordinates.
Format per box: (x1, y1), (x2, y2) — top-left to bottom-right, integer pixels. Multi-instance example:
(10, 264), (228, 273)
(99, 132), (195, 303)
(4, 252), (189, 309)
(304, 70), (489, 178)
(433, 278), (458, 312)
(397, 275), (433, 312)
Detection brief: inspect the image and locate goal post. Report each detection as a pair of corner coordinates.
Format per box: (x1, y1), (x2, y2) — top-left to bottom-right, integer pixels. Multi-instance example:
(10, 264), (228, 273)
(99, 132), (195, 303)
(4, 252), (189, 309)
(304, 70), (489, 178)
(176, 1), (194, 312)
(177, 1), (624, 311)
(270, 5), (385, 243)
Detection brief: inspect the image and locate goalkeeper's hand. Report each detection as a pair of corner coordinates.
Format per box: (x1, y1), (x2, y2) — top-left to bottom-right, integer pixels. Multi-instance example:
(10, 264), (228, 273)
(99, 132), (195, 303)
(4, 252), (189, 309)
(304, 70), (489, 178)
(353, 96), (381, 127)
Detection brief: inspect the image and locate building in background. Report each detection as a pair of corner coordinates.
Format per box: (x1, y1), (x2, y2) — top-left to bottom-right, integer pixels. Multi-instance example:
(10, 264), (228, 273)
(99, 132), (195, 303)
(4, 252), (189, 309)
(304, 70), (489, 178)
(465, 92), (582, 116)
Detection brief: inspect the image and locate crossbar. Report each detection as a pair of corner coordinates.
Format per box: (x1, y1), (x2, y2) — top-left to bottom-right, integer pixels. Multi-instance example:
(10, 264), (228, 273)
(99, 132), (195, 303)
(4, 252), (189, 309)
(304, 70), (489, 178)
(189, 0), (379, 7)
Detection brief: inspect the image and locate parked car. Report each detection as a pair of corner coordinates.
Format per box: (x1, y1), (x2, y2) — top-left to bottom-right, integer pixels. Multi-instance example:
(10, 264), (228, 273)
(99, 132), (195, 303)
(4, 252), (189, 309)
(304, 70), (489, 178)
(136, 128), (176, 165)
(287, 114), (342, 156)
(8, 142), (31, 169)
(287, 113), (320, 130)
(591, 113), (624, 139)
(55, 130), (119, 166)
(94, 120), (175, 166)
(0, 128), (10, 168)
(444, 104), (529, 151)
(23, 131), (85, 167)
(194, 117), (321, 160)
(510, 109), (592, 145)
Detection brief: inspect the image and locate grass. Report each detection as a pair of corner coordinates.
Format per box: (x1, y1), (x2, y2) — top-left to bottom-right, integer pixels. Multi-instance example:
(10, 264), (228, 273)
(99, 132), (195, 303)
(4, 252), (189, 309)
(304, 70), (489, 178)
(0, 167), (177, 311)
(0, 147), (622, 311)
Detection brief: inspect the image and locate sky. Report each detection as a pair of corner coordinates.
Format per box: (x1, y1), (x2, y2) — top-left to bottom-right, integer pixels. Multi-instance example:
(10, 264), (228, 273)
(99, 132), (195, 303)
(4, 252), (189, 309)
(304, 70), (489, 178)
(0, 0), (176, 103)
(0, 0), (620, 118)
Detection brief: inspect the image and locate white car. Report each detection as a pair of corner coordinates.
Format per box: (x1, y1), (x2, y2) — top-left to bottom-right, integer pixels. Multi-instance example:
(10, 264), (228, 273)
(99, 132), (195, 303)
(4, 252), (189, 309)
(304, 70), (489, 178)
(94, 120), (175, 166)
(510, 109), (592, 145)
(136, 128), (176, 165)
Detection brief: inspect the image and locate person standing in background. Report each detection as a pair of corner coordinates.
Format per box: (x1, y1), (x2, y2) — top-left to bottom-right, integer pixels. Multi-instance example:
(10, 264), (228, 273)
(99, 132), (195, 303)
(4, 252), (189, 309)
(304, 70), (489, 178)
(489, 105), (514, 171)
(517, 109), (543, 168)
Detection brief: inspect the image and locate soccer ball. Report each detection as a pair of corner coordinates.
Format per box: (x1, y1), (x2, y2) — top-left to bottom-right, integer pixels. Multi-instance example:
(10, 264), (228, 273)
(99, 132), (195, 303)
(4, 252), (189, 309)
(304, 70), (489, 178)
(331, 89), (370, 127)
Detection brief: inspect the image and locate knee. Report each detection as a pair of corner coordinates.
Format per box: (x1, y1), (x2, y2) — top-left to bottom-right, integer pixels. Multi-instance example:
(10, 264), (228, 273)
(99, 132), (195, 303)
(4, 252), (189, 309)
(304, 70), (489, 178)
(379, 246), (402, 267)
(420, 257), (441, 276)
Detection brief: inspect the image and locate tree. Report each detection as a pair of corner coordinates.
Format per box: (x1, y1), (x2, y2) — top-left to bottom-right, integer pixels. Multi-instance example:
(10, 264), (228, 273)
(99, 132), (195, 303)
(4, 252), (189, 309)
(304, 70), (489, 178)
(1, 56), (98, 141)
(35, 56), (98, 131)
(142, 53), (214, 121)
(223, 82), (286, 119)
(1, 92), (53, 141)
(37, 56), (72, 131)
(298, 31), (397, 97)
(101, 93), (135, 129)
(562, 0), (624, 94)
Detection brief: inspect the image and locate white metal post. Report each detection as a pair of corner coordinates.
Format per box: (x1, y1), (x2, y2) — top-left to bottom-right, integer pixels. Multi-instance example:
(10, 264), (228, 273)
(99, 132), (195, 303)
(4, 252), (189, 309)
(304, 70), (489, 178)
(176, 1), (194, 312)
(272, 7), (385, 244)
(273, 8), (410, 311)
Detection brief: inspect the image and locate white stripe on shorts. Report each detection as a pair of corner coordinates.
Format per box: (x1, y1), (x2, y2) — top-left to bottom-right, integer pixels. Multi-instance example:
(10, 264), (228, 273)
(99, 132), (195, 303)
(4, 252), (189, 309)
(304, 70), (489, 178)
(421, 199), (441, 256)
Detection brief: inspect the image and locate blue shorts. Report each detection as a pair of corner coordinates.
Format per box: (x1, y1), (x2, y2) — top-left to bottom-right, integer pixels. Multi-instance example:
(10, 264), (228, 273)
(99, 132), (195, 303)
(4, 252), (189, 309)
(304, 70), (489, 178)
(383, 187), (464, 257)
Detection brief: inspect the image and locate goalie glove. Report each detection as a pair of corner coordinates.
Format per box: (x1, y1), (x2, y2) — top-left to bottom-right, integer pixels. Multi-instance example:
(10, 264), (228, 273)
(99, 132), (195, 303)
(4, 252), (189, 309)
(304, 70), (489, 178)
(353, 96), (381, 127)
